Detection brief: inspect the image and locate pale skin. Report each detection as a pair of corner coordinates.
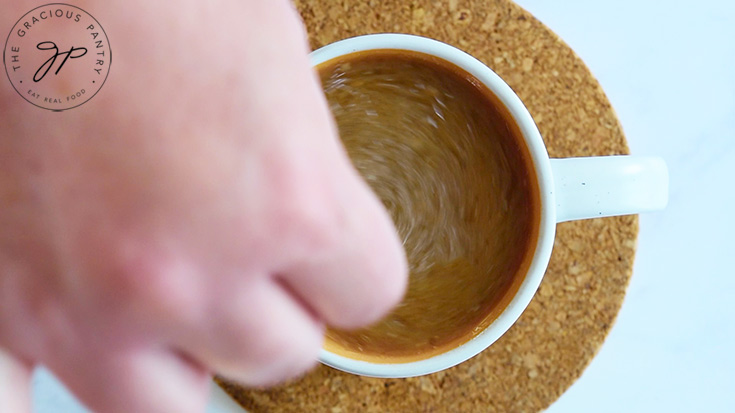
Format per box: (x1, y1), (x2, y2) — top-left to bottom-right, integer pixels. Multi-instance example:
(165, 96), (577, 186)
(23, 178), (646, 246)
(0, 1), (408, 412)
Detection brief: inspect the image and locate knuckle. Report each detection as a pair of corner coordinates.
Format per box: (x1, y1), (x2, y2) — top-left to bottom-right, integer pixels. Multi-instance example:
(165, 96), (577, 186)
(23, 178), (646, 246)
(266, 159), (342, 255)
(113, 254), (165, 301)
(286, 198), (341, 253)
(107, 243), (198, 319)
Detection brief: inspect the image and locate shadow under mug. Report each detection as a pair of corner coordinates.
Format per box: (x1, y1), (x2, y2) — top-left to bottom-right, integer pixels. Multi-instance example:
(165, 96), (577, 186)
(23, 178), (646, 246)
(310, 33), (669, 378)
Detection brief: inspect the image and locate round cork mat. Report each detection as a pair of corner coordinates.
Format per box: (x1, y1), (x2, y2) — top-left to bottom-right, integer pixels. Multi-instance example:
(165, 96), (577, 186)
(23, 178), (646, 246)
(217, 0), (639, 411)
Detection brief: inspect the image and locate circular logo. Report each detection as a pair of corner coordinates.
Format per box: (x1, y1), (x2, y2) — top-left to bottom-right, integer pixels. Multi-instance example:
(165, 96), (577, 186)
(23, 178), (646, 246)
(3, 3), (111, 111)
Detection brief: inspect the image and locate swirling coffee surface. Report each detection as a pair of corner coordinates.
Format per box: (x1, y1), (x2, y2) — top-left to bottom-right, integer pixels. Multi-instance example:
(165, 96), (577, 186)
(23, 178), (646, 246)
(318, 50), (539, 362)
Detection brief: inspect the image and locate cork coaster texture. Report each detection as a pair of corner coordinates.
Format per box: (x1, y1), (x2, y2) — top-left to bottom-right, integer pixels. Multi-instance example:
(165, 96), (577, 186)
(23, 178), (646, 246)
(217, 0), (639, 411)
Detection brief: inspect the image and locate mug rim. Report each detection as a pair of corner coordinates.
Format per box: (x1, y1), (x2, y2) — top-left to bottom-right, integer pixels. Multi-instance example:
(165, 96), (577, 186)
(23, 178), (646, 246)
(311, 33), (557, 378)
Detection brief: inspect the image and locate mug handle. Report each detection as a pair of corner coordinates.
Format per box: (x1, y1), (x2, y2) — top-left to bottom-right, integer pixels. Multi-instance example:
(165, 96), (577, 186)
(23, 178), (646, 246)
(550, 156), (669, 223)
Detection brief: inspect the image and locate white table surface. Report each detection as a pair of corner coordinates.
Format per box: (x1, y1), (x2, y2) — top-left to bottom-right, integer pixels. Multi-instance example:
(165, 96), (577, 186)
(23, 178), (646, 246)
(33, 0), (735, 412)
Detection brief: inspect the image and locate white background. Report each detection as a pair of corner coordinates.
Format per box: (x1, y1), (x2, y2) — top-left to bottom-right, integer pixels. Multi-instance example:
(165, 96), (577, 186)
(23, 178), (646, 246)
(33, 0), (735, 412)
(517, 0), (735, 412)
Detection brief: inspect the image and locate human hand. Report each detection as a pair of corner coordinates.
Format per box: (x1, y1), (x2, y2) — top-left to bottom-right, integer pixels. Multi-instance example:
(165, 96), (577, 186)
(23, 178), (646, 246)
(0, 1), (407, 412)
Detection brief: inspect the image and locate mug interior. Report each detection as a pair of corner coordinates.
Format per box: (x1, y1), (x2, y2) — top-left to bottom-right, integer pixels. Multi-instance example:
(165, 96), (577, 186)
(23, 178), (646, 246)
(312, 33), (557, 378)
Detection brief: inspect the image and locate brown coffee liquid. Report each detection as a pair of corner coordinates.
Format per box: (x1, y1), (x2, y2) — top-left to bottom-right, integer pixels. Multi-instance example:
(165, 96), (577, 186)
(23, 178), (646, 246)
(318, 50), (539, 363)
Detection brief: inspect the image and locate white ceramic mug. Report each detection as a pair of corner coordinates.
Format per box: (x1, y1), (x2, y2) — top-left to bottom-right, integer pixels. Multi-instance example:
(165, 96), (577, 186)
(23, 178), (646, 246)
(311, 34), (668, 378)
(208, 33), (668, 411)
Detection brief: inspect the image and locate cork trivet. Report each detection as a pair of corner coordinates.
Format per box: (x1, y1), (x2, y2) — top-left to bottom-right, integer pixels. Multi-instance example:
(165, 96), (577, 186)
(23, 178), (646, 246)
(217, 0), (639, 411)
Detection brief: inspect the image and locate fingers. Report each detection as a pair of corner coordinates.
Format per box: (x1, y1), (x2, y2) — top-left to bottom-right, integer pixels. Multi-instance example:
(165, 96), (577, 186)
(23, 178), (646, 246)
(50, 347), (210, 413)
(278, 172), (409, 330)
(179, 277), (324, 386)
(252, 42), (409, 330)
(0, 348), (32, 413)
